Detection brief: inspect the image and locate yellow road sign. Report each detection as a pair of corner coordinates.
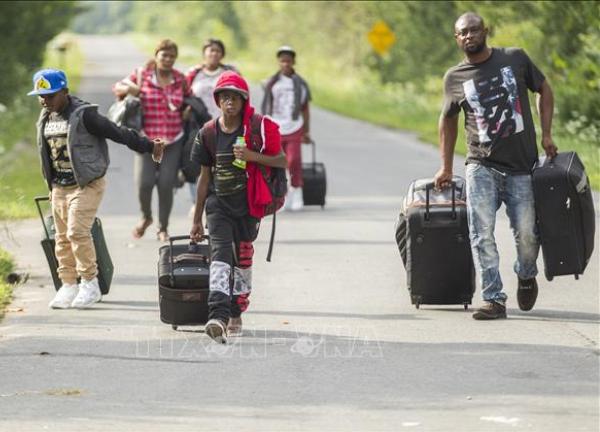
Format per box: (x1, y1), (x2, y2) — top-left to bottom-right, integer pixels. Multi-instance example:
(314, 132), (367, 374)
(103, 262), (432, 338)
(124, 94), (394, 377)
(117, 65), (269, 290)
(367, 20), (396, 56)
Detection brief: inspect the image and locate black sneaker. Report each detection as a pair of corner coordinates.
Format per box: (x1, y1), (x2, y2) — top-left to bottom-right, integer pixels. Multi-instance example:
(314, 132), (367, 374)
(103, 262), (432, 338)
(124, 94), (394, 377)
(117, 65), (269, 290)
(517, 277), (538, 311)
(472, 301), (507, 320)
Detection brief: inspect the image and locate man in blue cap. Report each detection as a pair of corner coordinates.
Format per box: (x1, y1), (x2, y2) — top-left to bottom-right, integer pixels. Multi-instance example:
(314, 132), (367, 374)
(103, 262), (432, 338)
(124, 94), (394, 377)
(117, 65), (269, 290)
(29, 69), (165, 309)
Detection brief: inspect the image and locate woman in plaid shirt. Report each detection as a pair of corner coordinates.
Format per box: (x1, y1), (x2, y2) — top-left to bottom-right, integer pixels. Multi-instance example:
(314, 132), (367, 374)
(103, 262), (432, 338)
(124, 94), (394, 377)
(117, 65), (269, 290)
(114, 39), (190, 242)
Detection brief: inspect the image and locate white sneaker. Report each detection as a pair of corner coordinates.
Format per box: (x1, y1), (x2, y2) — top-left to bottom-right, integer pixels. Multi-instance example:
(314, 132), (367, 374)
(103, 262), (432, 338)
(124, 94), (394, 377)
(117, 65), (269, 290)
(71, 278), (102, 309)
(48, 283), (79, 309)
(290, 187), (304, 211)
(205, 319), (227, 344)
(283, 187), (293, 211)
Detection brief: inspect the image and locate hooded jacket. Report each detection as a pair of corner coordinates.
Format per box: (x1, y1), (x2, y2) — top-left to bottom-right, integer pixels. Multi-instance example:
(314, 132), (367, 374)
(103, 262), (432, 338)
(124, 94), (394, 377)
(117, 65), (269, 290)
(213, 72), (282, 219)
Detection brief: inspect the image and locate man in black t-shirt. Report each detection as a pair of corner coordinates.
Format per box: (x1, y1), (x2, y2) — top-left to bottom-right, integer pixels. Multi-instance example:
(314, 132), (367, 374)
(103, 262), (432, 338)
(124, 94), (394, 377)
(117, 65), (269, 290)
(433, 12), (557, 320)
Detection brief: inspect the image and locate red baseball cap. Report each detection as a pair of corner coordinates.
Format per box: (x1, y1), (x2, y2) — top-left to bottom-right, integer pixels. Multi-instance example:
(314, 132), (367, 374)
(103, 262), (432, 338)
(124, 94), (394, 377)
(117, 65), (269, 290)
(213, 71), (249, 104)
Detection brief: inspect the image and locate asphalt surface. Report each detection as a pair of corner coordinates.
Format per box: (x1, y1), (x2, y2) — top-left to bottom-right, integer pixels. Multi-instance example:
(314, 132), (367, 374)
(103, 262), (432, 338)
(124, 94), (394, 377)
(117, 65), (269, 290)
(0, 35), (598, 432)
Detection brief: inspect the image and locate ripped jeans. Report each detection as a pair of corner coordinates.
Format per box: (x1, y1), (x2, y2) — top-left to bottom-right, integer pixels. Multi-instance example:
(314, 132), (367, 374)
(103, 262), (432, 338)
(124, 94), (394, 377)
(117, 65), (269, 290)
(465, 163), (539, 303)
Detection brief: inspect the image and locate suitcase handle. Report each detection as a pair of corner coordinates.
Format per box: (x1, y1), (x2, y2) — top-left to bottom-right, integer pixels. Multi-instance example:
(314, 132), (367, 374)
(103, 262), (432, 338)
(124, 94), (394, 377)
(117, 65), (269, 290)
(425, 182), (456, 221)
(168, 235), (210, 286)
(306, 139), (318, 171)
(172, 253), (209, 264)
(34, 196), (51, 240)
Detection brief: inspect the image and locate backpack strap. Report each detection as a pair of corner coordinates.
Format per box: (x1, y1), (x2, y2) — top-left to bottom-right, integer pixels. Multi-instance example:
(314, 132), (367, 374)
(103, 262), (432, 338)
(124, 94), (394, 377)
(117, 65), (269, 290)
(180, 71), (189, 96)
(249, 113), (263, 152)
(249, 113), (270, 179)
(136, 67), (143, 88)
(266, 210), (276, 262)
(200, 119), (218, 161)
(247, 113), (278, 262)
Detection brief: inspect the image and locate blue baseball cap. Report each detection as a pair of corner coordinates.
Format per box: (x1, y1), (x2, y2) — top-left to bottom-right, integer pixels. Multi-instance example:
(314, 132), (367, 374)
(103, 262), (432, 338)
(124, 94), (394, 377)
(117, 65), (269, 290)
(27, 69), (68, 96)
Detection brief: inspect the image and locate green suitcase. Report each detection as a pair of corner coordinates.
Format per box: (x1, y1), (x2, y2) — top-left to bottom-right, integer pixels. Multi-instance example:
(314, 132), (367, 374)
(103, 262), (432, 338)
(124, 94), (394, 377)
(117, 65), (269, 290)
(35, 196), (113, 295)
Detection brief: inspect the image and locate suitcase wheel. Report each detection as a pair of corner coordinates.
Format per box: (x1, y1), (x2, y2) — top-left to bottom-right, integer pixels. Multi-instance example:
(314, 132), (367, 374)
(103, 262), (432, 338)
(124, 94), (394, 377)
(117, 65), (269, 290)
(463, 303), (469, 310)
(415, 302), (420, 310)
(171, 325), (178, 330)
(545, 270), (554, 282)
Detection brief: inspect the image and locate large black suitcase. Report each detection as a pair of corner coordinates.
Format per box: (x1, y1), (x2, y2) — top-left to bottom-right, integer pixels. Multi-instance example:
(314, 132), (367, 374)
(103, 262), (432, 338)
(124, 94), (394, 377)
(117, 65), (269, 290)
(532, 151), (595, 281)
(158, 235), (211, 329)
(302, 141), (327, 207)
(395, 178), (475, 309)
(35, 196), (113, 295)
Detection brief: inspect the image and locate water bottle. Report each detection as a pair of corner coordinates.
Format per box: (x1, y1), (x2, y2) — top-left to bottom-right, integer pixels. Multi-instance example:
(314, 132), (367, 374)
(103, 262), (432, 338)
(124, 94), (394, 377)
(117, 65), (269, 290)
(232, 136), (247, 169)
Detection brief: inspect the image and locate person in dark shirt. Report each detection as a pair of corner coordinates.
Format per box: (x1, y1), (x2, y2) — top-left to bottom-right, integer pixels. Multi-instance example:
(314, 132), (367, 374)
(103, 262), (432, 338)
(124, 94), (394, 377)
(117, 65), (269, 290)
(29, 69), (165, 310)
(190, 71), (286, 343)
(433, 13), (557, 320)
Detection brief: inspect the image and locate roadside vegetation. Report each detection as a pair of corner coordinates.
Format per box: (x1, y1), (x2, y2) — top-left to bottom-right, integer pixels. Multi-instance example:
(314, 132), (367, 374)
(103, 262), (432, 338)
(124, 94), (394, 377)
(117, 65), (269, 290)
(74, 1), (599, 188)
(0, 249), (15, 319)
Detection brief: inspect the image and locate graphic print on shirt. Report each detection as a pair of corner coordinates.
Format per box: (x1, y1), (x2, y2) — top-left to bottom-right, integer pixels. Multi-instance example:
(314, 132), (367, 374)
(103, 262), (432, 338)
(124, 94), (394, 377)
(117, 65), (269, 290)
(463, 66), (523, 154)
(272, 79), (294, 119)
(214, 151), (247, 196)
(44, 116), (75, 185)
(271, 76), (305, 135)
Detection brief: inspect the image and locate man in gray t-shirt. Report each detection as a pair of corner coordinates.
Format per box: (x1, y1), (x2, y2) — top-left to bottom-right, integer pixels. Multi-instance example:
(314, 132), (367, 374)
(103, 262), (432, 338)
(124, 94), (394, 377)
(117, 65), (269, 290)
(433, 12), (557, 320)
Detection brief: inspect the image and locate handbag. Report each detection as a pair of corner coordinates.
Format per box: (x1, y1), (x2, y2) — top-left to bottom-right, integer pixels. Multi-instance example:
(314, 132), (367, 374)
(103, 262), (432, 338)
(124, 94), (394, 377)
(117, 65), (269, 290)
(107, 67), (143, 131)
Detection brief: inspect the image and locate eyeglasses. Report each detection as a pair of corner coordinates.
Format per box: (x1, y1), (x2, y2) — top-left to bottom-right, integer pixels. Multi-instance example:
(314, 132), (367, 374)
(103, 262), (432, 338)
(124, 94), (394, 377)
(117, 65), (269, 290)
(218, 92), (242, 102)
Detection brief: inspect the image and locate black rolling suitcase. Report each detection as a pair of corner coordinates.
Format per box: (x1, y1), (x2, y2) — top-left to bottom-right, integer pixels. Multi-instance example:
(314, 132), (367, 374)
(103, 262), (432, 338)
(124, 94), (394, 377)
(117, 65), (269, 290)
(302, 141), (327, 207)
(395, 177), (475, 309)
(35, 196), (113, 295)
(532, 151), (595, 281)
(158, 235), (211, 330)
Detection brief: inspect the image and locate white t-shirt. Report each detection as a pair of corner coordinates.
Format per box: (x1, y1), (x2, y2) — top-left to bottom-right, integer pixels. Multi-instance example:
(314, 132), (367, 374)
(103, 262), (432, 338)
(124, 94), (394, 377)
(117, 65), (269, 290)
(191, 66), (224, 119)
(271, 75), (307, 136)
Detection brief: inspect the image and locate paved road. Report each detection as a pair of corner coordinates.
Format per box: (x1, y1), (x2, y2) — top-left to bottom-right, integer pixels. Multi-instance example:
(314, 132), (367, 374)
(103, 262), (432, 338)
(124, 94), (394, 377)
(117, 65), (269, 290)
(0, 35), (598, 432)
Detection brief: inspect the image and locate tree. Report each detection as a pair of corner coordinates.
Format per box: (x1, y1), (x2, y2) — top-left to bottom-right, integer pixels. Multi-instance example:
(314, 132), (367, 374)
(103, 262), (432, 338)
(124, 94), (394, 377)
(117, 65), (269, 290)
(0, 1), (79, 105)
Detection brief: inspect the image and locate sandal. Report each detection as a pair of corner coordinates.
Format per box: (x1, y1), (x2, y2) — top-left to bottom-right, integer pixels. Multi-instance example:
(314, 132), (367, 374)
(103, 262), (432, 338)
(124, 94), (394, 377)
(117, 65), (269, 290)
(132, 218), (153, 239)
(157, 230), (169, 242)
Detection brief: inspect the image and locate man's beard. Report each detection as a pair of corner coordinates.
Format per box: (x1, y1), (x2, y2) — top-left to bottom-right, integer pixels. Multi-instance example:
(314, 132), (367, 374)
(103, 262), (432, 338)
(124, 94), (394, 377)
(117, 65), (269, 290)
(464, 37), (486, 54)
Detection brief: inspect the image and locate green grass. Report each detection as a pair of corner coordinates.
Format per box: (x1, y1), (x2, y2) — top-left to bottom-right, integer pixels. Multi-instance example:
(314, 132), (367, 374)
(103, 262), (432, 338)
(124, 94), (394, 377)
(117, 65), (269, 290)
(311, 82), (443, 150)
(554, 134), (600, 189)
(0, 248), (15, 319)
(0, 152), (48, 220)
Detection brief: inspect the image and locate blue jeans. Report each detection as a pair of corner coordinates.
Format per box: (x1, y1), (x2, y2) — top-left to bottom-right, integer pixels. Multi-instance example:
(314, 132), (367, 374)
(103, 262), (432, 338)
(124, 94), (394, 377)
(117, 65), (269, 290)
(465, 164), (539, 303)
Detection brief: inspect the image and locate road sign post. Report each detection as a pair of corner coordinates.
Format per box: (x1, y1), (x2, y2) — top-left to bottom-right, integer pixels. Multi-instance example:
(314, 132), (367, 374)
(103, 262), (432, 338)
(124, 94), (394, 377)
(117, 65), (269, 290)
(367, 20), (396, 82)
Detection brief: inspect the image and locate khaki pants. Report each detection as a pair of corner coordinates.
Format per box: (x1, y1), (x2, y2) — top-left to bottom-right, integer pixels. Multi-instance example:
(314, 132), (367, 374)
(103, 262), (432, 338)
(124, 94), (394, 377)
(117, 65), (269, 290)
(51, 177), (106, 284)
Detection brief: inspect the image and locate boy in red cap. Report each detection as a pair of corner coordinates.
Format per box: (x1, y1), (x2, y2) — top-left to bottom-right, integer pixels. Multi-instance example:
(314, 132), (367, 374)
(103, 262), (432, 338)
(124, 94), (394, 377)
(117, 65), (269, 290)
(190, 71), (286, 343)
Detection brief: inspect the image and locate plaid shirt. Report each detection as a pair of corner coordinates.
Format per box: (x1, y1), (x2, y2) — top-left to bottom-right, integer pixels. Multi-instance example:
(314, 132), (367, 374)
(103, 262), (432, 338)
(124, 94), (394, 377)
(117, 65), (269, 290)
(129, 67), (190, 143)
